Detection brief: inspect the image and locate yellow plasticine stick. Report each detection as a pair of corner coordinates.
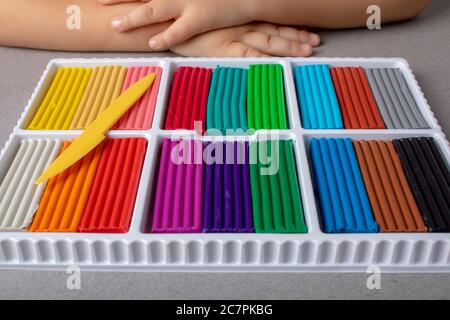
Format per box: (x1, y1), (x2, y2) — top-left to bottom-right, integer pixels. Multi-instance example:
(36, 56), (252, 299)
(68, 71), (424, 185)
(28, 68), (67, 129)
(85, 66), (127, 127)
(80, 66), (113, 128)
(85, 66), (119, 126)
(54, 68), (90, 130)
(62, 68), (93, 130)
(35, 73), (156, 184)
(36, 68), (74, 129)
(71, 67), (106, 129)
(47, 68), (81, 129)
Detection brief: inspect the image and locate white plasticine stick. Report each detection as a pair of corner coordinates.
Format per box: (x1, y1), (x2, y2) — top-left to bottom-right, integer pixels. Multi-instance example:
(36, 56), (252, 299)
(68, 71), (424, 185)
(0, 139), (61, 231)
(0, 140), (29, 220)
(0, 140), (36, 228)
(12, 140), (62, 230)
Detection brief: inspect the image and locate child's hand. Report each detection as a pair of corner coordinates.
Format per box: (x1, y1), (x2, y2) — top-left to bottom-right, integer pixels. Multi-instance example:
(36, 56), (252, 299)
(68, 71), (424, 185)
(170, 23), (320, 57)
(101, 0), (255, 50)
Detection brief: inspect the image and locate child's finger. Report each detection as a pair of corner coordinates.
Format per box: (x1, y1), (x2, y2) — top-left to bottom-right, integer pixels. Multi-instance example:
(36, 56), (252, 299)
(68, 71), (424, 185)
(250, 23), (321, 47)
(240, 31), (313, 57)
(99, 0), (150, 5)
(111, 1), (176, 32)
(148, 15), (199, 49)
(223, 42), (270, 57)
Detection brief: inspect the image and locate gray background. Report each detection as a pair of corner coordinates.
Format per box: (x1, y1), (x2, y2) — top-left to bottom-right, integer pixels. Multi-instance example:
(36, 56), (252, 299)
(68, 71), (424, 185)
(0, 0), (449, 299)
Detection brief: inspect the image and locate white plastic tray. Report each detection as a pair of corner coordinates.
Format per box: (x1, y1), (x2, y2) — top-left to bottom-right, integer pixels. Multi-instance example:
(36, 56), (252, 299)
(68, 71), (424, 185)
(0, 57), (449, 272)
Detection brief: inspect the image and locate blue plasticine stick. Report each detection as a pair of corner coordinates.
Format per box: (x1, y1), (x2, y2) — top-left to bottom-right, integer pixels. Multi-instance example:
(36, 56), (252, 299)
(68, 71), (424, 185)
(294, 67), (311, 129)
(326, 139), (353, 231)
(308, 66), (327, 128)
(310, 139), (335, 232)
(335, 139), (364, 231)
(301, 67), (319, 128)
(315, 65), (335, 129)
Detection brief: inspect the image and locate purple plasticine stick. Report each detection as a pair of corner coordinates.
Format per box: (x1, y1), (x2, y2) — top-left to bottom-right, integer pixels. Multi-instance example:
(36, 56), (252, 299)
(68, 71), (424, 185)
(203, 142), (214, 231)
(242, 142), (254, 232)
(223, 142), (234, 230)
(202, 141), (254, 233)
(192, 140), (204, 232)
(232, 142), (244, 231)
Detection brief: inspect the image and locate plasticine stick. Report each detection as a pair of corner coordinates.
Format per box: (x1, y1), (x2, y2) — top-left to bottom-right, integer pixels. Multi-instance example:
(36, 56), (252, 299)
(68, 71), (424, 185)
(223, 68), (233, 130)
(165, 67), (183, 129)
(261, 65), (271, 128)
(206, 67), (219, 130)
(239, 69), (248, 130)
(268, 65), (279, 129)
(275, 65), (288, 129)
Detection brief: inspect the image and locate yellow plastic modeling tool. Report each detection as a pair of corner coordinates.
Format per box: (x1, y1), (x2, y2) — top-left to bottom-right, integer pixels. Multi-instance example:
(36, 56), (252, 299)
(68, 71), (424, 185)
(35, 73), (156, 184)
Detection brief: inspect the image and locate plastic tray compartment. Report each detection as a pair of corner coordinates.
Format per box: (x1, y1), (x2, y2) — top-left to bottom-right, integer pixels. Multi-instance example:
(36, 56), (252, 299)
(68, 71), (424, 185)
(0, 57), (449, 272)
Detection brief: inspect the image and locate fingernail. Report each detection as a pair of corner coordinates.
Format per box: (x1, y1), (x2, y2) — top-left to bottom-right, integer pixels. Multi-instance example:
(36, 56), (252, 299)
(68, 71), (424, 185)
(111, 18), (122, 30)
(309, 33), (320, 45)
(149, 39), (160, 49)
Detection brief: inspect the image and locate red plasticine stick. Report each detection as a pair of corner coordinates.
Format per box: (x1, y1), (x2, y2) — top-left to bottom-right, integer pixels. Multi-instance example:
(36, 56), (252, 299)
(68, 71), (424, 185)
(330, 68), (351, 128)
(350, 68), (377, 128)
(342, 67), (368, 128)
(333, 68), (359, 128)
(198, 69), (213, 133)
(79, 138), (147, 233)
(173, 67), (192, 128)
(331, 67), (385, 129)
(165, 67), (184, 129)
(190, 68), (205, 130)
(165, 67), (212, 131)
(182, 68), (198, 129)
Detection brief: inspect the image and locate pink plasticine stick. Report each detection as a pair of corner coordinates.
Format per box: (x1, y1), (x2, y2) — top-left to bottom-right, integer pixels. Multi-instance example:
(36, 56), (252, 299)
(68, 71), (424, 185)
(142, 67), (162, 128)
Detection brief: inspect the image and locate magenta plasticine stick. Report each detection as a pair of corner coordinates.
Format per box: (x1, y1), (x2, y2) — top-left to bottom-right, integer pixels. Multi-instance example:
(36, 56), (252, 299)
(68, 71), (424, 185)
(151, 139), (171, 231)
(182, 141), (194, 228)
(152, 139), (203, 233)
(172, 140), (186, 229)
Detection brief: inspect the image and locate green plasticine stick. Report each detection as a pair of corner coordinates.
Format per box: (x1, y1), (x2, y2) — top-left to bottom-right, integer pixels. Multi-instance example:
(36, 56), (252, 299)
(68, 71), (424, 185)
(247, 65), (255, 129)
(249, 142), (262, 230)
(268, 65), (279, 129)
(239, 69), (248, 130)
(283, 140), (307, 232)
(222, 68), (233, 130)
(206, 66), (219, 130)
(254, 65), (263, 129)
(261, 65), (271, 129)
(276, 65), (288, 129)
(230, 68), (241, 129)
(249, 140), (307, 233)
(214, 67), (226, 130)
(266, 141), (284, 230)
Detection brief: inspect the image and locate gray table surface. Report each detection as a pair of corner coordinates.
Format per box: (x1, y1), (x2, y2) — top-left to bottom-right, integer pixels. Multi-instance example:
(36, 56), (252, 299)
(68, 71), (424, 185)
(1, 0), (450, 300)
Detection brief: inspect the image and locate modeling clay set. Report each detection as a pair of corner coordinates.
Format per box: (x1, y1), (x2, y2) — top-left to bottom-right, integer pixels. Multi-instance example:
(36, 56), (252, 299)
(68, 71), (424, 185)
(0, 58), (449, 271)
